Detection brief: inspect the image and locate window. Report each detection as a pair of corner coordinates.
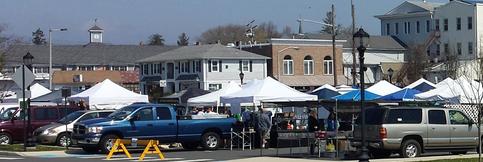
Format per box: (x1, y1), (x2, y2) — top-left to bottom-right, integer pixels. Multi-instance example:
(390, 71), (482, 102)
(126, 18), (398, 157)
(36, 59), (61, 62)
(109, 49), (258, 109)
(449, 110), (471, 124)
(426, 49), (430, 56)
(444, 19), (448, 31)
(78, 66), (94, 71)
(323, 56), (333, 75)
(395, 23), (399, 35)
(111, 66), (127, 71)
(208, 84), (222, 91)
(468, 17), (473, 30)
(195, 61), (201, 72)
(211, 60), (219, 72)
(283, 55), (293, 75)
(408, 22), (411, 34)
(444, 43), (449, 54)
(156, 107), (172, 120)
(33, 67), (49, 74)
(469, 42), (473, 55)
(404, 22), (407, 34)
(456, 17), (461, 30)
(79, 113), (98, 122)
(150, 64), (154, 75)
(426, 20), (430, 32)
(457, 42), (462, 55)
(134, 108), (153, 121)
(386, 23), (390, 35)
(428, 110), (446, 124)
(241, 60), (249, 72)
(385, 109), (422, 124)
(180, 62), (190, 73)
(303, 56), (314, 75)
(416, 21), (420, 33)
(143, 64), (149, 75)
(436, 44), (440, 56)
(435, 19), (440, 31)
(99, 112), (112, 118)
(154, 64), (160, 74)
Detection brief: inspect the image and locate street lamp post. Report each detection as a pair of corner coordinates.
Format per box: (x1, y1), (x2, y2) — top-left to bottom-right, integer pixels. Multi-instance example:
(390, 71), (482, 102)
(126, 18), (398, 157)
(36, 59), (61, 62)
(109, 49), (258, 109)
(277, 46), (299, 81)
(354, 28), (370, 162)
(49, 28), (67, 90)
(387, 68), (394, 83)
(22, 52), (34, 149)
(239, 71), (245, 85)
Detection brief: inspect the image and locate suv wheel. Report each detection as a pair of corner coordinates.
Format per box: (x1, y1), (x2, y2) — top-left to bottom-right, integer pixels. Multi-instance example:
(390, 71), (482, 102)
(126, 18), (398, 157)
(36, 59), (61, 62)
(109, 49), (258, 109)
(0, 133), (12, 145)
(99, 134), (119, 154)
(400, 139), (421, 158)
(201, 132), (220, 150)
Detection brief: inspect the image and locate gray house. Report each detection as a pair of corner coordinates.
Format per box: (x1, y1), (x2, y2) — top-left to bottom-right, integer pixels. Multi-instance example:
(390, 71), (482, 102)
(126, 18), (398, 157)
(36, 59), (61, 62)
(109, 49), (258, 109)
(137, 44), (269, 100)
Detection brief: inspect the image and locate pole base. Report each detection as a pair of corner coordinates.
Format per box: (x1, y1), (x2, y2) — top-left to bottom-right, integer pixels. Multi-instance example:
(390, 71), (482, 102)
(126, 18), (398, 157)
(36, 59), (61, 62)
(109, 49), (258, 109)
(358, 146), (370, 162)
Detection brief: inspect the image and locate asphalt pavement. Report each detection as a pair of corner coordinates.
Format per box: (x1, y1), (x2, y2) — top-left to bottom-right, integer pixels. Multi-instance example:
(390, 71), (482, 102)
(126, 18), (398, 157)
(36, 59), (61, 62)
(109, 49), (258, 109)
(0, 147), (481, 162)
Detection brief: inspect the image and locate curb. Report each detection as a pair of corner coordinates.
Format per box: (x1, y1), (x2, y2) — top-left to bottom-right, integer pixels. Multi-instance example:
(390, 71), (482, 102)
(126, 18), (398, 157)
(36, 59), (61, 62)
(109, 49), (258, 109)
(0, 150), (21, 156)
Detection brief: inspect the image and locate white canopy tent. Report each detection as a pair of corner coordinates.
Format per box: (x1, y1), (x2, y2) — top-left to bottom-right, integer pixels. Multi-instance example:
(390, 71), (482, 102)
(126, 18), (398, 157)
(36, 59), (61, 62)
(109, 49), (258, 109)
(405, 78), (436, 89)
(415, 77), (483, 104)
(312, 84), (337, 93)
(366, 80), (401, 96)
(187, 81), (241, 106)
(30, 83), (52, 99)
(68, 79), (149, 110)
(220, 77), (317, 114)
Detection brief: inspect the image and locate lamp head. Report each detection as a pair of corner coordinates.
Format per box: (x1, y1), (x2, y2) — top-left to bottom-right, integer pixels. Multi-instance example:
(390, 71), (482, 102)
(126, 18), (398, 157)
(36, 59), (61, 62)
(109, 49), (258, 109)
(353, 28), (370, 48)
(23, 52), (34, 66)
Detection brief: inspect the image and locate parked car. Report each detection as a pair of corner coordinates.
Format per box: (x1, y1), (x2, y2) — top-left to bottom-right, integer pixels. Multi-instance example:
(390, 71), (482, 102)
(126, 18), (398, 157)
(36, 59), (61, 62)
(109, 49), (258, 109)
(34, 110), (114, 147)
(72, 103), (235, 153)
(352, 106), (480, 158)
(0, 106), (82, 145)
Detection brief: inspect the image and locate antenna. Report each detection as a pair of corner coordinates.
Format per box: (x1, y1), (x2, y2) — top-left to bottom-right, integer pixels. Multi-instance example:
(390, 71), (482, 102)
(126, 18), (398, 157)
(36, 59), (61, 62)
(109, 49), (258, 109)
(245, 20), (257, 46)
(94, 18), (98, 25)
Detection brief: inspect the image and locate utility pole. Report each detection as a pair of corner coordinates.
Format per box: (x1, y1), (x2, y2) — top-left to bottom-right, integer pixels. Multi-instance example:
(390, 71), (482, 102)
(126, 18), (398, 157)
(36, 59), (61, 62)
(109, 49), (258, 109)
(332, 4), (337, 86)
(351, 0), (357, 86)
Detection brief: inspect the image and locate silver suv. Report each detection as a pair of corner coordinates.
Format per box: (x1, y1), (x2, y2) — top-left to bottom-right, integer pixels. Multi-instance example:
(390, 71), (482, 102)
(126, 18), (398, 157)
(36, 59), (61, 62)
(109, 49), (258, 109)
(353, 107), (479, 158)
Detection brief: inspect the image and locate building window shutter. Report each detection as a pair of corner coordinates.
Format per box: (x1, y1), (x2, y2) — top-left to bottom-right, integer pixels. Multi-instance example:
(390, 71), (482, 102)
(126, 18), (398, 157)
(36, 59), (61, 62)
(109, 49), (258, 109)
(178, 62), (180, 73)
(192, 61), (195, 72)
(198, 61), (202, 72)
(159, 63), (162, 74)
(208, 60), (212, 72)
(219, 60), (222, 72)
(187, 61), (191, 73)
(249, 60), (253, 72)
(239, 60), (242, 71)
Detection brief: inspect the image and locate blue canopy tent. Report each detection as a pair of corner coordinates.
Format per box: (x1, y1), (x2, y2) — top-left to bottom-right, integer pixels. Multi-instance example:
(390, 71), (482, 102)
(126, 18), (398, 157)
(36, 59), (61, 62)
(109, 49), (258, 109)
(332, 90), (380, 101)
(378, 88), (421, 101)
(311, 88), (340, 100)
(412, 83), (434, 92)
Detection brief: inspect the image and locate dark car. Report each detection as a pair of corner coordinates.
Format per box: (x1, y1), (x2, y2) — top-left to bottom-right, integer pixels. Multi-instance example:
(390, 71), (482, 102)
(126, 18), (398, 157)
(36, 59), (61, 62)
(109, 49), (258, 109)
(0, 106), (82, 145)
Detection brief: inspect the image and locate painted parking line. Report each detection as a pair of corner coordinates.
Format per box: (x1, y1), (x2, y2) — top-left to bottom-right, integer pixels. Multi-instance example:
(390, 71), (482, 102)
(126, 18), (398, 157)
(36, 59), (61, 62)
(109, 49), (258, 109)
(130, 158), (184, 161)
(0, 156), (23, 160)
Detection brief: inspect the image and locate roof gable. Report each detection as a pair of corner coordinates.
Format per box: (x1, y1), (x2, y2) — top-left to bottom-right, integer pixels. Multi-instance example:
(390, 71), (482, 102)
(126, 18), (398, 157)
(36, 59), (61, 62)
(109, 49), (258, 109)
(385, 1), (443, 15)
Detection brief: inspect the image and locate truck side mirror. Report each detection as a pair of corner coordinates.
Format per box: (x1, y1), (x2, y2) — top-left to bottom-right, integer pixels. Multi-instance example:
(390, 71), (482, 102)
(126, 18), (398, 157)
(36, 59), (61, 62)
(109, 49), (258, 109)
(129, 115), (139, 122)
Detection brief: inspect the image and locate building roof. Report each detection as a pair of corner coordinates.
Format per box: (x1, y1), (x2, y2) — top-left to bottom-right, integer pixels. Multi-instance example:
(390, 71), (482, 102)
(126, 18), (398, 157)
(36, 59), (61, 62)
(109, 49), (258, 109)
(89, 25), (103, 31)
(375, 1), (444, 19)
(462, 0), (483, 5)
(3, 44), (177, 66)
(406, 1), (444, 11)
(137, 44), (269, 62)
(52, 70), (139, 85)
(299, 34), (406, 50)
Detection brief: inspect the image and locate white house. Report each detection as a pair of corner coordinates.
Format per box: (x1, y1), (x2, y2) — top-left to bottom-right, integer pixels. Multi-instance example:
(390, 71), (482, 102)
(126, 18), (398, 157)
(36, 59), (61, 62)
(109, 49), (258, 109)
(137, 44), (269, 100)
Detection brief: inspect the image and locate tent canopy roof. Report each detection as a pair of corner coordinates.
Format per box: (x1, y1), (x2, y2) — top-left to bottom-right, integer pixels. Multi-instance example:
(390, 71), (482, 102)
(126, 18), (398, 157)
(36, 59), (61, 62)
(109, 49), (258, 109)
(187, 81), (241, 106)
(366, 80), (401, 96)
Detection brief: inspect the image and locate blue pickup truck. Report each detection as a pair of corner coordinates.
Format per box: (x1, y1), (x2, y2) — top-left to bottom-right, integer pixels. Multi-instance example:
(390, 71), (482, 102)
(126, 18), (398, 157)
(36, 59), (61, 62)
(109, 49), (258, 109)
(71, 103), (235, 153)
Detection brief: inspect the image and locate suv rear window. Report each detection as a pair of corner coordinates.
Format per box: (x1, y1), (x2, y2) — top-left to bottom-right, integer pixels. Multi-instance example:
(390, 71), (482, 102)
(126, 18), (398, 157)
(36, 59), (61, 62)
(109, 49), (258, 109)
(357, 108), (386, 125)
(385, 109), (422, 124)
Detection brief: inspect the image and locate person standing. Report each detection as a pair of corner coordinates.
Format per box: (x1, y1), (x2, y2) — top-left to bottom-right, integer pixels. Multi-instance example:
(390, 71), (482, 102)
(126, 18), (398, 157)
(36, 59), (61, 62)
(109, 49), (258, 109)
(254, 108), (272, 148)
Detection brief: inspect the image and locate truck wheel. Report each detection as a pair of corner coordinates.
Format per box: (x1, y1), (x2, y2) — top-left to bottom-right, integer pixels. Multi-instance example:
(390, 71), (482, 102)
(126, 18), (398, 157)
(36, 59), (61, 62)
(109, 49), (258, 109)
(182, 142), (199, 150)
(82, 146), (99, 153)
(56, 133), (71, 147)
(201, 132), (220, 150)
(0, 133), (12, 145)
(400, 139), (421, 158)
(99, 134), (119, 154)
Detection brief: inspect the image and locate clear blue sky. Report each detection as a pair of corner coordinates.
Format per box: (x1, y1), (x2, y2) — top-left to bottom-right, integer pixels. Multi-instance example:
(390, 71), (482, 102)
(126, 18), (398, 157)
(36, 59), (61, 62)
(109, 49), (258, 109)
(0, 0), (448, 45)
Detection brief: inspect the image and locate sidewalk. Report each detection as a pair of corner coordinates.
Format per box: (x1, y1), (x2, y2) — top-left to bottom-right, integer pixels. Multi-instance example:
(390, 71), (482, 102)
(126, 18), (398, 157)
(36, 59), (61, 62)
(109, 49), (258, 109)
(229, 154), (481, 162)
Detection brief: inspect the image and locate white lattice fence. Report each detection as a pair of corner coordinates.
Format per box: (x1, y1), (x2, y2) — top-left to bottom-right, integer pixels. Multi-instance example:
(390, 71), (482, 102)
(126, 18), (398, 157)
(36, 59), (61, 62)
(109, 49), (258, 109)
(444, 104), (481, 122)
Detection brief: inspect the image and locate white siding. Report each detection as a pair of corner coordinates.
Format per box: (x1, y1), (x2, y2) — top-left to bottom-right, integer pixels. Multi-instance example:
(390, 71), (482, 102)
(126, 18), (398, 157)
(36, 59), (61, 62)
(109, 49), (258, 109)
(205, 59), (266, 88)
(380, 15), (433, 45)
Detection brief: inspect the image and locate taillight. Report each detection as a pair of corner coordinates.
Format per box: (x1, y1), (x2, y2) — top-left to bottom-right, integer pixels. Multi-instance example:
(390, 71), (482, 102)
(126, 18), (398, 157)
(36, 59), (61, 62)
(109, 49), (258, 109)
(379, 127), (387, 139)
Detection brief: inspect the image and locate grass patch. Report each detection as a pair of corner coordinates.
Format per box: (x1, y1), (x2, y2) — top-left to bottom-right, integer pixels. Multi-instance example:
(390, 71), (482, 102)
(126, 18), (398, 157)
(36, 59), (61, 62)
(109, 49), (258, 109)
(0, 144), (66, 152)
(422, 158), (483, 162)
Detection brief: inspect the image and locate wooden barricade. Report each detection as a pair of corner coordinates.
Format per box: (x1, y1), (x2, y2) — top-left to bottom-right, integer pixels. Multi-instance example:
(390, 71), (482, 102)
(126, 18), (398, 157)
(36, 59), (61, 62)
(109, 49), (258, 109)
(106, 139), (165, 161)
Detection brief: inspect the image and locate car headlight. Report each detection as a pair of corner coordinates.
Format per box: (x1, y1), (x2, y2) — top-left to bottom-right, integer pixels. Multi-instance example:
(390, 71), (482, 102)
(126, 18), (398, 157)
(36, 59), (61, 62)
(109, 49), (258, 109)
(42, 129), (57, 135)
(88, 127), (103, 133)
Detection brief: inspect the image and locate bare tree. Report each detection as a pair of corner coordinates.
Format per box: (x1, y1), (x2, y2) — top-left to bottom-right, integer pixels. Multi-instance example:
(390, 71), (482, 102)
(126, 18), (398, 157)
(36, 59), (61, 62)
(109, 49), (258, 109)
(399, 44), (429, 84)
(258, 21), (281, 38)
(281, 25), (293, 38)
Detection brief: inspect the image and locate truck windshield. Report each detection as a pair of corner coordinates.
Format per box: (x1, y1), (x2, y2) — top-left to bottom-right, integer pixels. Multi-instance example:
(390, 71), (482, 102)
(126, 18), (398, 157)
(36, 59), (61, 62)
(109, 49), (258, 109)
(58, 111), (84, 124)
(108, 106), (138, 120)
(0, 108), (17, 121)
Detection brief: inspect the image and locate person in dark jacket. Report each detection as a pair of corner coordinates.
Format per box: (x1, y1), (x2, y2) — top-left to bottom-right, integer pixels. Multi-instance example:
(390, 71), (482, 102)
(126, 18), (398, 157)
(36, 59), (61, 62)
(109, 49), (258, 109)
(307, 110), (319, 132)
(254, 108), (272, 148)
